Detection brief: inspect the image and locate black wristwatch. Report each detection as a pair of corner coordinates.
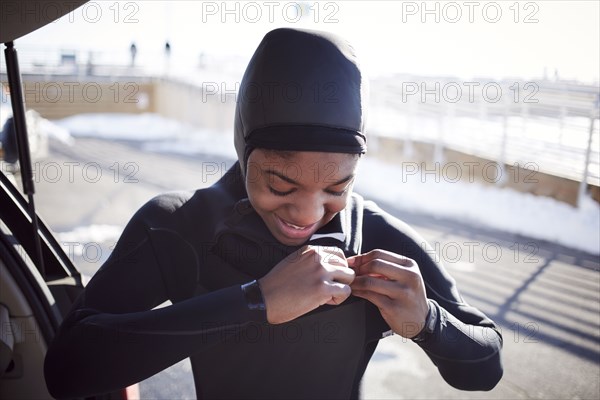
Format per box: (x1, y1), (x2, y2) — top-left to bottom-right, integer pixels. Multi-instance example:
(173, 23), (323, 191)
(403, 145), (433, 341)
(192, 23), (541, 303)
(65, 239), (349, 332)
(411, 301), (437, 343)
(240, 280), (266, 311)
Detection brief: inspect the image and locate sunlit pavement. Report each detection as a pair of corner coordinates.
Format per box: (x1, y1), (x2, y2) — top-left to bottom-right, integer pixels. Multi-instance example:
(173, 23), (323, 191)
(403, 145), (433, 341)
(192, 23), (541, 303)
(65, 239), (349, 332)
(33, 137), (599, 399)
(361, 205), (600, 399)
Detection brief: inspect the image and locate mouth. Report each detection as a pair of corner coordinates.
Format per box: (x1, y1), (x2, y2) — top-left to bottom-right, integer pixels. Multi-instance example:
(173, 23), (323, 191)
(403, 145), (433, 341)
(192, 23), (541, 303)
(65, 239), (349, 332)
(274, 215), (319, 241)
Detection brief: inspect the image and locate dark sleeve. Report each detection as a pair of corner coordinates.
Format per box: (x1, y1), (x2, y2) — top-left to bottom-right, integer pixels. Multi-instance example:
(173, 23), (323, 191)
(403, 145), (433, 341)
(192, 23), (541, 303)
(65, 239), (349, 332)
(361, 201), (503, 391)
(44, 197), (266, 399)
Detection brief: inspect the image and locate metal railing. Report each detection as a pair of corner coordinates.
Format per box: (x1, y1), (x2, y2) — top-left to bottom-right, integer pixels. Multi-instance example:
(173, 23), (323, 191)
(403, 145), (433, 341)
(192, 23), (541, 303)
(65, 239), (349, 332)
(368, 76), (600, 202)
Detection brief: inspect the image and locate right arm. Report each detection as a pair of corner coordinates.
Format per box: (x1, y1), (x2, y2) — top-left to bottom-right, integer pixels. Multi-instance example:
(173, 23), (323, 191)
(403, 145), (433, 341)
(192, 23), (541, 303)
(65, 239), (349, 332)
(45, 201), (354, 399)
(44, 204), (265, 399)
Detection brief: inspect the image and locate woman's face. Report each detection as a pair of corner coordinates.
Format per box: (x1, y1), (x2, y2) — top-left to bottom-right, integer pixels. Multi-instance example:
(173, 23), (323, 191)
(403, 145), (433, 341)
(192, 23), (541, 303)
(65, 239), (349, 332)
(246, 149), (360, 246)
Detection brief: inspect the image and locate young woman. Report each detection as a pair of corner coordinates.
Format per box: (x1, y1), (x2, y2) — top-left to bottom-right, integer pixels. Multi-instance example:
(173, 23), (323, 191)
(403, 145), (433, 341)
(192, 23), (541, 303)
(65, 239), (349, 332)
(45, 28), (503, 399)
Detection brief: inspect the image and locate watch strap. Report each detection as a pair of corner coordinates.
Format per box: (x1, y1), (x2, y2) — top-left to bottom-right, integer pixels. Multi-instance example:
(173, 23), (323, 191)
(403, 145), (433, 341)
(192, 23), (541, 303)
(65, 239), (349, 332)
(412, 300), (437, 343)
(241, 279), (266, 311)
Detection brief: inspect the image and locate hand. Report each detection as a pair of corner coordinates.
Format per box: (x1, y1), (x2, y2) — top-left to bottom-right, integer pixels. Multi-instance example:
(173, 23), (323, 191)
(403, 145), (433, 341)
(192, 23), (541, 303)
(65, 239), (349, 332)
(348, 249), (429, 338)
(258, 245), (355, 324)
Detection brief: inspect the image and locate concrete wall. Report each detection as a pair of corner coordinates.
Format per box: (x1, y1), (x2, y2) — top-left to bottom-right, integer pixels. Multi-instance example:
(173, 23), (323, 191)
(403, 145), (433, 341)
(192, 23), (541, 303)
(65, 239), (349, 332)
(3, 76), (156, 119)
(370, 136), (599, 206)
(152, 78), (235, 134)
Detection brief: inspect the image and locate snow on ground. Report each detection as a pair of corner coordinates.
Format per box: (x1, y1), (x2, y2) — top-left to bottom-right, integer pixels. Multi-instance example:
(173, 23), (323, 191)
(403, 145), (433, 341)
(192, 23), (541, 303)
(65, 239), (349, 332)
(53, 112), (235, 158)
(51, 113), (600, 255)
(55, 113), (187, 140)
(355, 157), (600, 255)
(57, 224), (123, 244)
(56, 224), (123, 257)
(141, 129), (235, 159)
(39, 117), (74, 146)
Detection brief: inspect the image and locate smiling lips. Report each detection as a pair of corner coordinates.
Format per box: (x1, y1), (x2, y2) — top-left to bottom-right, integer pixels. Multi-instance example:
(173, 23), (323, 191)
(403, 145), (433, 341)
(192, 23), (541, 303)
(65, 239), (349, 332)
(283, 220), (309, 230)
(276, 215), (318, 240)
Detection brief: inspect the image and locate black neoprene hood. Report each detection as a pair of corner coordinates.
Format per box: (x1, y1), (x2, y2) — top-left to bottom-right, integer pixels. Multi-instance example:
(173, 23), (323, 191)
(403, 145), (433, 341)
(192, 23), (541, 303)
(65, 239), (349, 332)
(234, 28), (368, 173)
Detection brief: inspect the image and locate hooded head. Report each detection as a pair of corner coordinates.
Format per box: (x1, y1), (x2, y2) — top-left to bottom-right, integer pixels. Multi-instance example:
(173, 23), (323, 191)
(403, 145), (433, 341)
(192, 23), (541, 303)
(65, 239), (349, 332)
(234, 28), (368, 175)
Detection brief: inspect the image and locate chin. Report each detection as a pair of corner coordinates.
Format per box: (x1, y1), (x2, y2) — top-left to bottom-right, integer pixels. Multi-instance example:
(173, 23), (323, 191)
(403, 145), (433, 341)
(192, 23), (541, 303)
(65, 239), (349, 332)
(272, 231), (310, 247)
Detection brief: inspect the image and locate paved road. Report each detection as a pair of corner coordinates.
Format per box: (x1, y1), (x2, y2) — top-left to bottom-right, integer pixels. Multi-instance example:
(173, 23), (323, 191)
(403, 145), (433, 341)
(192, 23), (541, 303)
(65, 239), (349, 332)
(32, 137), (600, 399)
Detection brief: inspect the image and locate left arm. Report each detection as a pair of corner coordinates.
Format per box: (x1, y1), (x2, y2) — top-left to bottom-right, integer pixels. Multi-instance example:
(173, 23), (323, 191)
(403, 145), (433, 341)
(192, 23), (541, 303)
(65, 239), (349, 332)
(350, 202), (503, 391)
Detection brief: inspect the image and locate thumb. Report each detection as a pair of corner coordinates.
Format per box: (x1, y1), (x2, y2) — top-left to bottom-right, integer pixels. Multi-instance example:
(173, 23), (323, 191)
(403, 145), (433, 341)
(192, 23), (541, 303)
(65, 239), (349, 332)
(347, 255), (359, 268)
(324, 282), (352, 305)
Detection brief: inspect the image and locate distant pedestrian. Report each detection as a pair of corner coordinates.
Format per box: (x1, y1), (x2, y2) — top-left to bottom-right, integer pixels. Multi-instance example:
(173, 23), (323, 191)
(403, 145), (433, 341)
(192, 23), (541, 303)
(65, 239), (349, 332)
(86, 51), (94, 76)
(130, 42), (137, 67)
(165, 41), (171, 58)
(163, 41), (172, 75)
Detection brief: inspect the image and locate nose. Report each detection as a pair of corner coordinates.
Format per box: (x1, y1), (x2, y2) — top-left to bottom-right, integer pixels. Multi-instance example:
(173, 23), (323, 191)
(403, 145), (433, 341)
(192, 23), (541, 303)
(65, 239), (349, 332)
(286, 193), (326, 226)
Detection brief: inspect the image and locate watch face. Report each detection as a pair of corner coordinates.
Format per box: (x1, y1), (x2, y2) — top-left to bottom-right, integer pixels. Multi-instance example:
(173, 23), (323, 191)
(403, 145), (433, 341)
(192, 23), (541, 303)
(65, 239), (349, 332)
(242, 280), (266, 311)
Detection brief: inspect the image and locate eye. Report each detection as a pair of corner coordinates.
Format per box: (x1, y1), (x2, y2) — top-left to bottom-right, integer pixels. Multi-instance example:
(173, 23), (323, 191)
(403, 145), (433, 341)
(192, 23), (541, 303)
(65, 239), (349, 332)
(269, 186), (295, 196)
(325, 189), (345, 197)
(325, 184), (351, 197)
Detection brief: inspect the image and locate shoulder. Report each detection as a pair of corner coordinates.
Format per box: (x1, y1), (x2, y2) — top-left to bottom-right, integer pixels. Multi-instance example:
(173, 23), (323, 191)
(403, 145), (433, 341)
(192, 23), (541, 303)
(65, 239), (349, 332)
(361, 199), (428, 254)
(143, 190), (195, 214)
(125, 163), (245, 238)
(134, 184), (235, 228)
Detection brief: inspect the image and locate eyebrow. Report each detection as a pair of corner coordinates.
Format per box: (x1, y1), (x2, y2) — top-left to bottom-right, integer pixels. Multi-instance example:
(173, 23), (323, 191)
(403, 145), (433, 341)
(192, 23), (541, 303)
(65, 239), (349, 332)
(265, 169), (354, 186)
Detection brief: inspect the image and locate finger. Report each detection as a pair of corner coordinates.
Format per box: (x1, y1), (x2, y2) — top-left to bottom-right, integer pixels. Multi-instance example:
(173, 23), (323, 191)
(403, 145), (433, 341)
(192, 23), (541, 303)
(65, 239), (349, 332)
(328, 265), (355, 285)
(351, 249), (414, 270)
(323, 282), (351, 305)
(309, 245), (346, 259)
(305, 245), (347, 267)
(346, 254), (360, 268)
(367, 273), (389, 280)
(320, 245), (346, 257)
(320, 247), (348, 266)
(316, 246), (349, 269)
(355, 258), (417, 282)
(350, 275), (401, 298)
(325, 254), (348, 268)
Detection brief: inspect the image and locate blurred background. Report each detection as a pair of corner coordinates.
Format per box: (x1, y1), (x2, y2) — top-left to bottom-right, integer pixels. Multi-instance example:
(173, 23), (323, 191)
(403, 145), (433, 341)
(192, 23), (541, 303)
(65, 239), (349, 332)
(1, 1), (599, 399)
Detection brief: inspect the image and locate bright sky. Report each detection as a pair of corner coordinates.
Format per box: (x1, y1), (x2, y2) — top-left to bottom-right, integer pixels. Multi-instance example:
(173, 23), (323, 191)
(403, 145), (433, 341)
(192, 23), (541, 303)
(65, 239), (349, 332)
(12, 1), (600, 82)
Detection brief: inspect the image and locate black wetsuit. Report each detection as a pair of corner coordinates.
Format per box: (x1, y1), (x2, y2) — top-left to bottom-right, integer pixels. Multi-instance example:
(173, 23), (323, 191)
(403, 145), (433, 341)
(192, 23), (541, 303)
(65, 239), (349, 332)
(44, 28), (503, 399)
(45, 163), (503, 399)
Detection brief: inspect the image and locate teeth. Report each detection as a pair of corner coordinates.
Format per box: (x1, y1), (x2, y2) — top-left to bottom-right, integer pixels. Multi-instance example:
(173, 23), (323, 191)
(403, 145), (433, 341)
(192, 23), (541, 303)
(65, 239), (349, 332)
(284, 221), (305, 230)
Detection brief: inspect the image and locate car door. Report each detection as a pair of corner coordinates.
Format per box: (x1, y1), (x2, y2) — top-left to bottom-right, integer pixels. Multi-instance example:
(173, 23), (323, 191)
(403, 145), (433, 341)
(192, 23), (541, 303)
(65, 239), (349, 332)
(1, 1), (137, 398)
(0, 167), (75, 398)
(0, 142), (138, 400)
